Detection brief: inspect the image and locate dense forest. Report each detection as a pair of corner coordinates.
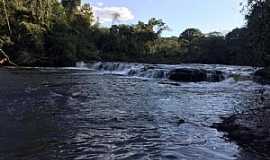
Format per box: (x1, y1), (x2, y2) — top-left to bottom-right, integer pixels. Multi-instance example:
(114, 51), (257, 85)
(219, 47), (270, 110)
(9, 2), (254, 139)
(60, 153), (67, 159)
(0, 0), (269, 67)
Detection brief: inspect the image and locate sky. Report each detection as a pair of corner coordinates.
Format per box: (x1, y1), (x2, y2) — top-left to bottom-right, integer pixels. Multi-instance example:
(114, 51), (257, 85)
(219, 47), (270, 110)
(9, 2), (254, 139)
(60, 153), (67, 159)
(82, 0), (246, 36)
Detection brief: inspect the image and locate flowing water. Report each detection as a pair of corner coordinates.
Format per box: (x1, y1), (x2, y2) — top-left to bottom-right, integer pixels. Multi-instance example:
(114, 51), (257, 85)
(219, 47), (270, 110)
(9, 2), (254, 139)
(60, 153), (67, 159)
(0, 62), (269, 160)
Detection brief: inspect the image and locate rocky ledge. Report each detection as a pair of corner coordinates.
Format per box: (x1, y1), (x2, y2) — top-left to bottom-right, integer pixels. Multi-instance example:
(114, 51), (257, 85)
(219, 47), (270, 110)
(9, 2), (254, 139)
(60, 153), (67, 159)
(168, 68), (225, 82)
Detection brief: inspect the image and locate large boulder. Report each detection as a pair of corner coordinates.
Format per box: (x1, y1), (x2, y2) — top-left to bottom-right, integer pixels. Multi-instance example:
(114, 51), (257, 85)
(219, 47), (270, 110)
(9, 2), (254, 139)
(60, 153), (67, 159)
(168, 68), (224, 82)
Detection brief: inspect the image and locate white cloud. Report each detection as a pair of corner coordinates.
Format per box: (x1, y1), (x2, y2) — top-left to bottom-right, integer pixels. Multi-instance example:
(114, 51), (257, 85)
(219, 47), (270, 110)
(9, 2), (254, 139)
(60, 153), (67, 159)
(92, 6), (134, 23)
(96, 2), (104, 7)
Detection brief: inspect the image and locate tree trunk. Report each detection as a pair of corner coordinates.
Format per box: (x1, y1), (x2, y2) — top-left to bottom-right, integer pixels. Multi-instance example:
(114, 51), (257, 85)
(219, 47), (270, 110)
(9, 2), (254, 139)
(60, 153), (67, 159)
(2, 0), (12, 36)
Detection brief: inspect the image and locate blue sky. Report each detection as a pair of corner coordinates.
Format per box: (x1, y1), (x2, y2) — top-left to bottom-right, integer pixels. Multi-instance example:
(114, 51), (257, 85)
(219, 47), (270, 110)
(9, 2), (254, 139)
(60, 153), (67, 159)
(82, 0), (245, 36)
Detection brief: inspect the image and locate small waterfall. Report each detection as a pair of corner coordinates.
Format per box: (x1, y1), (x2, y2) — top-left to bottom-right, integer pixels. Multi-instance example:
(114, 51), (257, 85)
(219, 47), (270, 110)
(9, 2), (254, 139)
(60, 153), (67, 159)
(76, 62), (258, 82)
(88, 62), (168, 79)
(205, 71), (225, 82)
(76, 61), (87, 68)
(135, 69), (168, 79)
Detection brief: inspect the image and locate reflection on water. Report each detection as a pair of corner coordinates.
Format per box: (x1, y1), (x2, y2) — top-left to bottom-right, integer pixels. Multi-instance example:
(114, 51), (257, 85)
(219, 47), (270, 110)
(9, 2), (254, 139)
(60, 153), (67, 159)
(0, 65), (269, 160)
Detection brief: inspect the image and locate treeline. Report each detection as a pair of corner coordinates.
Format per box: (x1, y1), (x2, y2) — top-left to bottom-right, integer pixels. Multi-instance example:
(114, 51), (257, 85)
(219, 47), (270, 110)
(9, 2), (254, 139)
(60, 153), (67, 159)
(0, 0), (97, 66)
(0, 0), (269, 67)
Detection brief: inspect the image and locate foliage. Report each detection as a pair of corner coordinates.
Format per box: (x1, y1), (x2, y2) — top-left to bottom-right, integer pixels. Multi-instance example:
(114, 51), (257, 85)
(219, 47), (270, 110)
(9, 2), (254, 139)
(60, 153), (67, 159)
(225, 28), (255, 65)
(245, 0), (270, 66)
(0, 0), (97, 66)
(179, 28), (204, 42)
(0, 0), (269, 67)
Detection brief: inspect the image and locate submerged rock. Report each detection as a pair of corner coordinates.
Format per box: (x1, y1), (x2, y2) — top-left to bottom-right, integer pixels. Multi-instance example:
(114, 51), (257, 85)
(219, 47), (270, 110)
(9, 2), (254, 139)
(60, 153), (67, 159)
(168, 68), (224, 82)
(177, 118), (185, 125)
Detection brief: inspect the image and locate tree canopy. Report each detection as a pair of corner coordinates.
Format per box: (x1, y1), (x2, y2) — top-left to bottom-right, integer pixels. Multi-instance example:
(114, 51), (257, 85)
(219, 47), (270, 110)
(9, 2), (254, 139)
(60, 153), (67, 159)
(0, 0), (269, 67)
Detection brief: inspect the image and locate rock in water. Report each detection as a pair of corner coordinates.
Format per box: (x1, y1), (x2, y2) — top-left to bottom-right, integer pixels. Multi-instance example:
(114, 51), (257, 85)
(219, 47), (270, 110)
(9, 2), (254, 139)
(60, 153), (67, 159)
(168, 68), (224, 82)
(208, 70), (225, 82)
(177, 118), (185, 125)
(168, 68), (206, 82)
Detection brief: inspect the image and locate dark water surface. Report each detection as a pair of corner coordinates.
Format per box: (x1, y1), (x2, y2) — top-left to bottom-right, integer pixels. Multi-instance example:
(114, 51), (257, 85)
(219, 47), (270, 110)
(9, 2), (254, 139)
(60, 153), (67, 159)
(0, 63), (269, 160)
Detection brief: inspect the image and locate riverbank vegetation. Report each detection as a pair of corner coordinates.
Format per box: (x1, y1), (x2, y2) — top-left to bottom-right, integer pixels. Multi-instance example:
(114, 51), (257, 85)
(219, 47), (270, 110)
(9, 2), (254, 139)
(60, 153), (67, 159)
(0, 0), (269, 67)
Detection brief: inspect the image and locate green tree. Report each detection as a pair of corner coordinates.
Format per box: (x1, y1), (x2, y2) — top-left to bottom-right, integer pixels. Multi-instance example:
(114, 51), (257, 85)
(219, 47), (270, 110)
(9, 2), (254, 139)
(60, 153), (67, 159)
(246, 0), (270, 66)
(178, 28), (204, 62)
(198, 32), (227, 64)
(179, 28), (204, 42)
(225, 27), (255, 65)
(69, 3), (95, 31)
(62, 0), (81, 14)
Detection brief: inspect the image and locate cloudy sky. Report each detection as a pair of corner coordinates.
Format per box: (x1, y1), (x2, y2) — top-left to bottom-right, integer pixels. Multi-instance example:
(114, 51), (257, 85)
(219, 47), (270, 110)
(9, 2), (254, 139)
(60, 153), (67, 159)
(82, 0), (245, 36)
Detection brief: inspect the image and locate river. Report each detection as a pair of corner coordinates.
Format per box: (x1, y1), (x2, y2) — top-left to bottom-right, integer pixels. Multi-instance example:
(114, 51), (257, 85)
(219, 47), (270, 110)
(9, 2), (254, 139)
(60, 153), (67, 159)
(0, 62), (269, 160)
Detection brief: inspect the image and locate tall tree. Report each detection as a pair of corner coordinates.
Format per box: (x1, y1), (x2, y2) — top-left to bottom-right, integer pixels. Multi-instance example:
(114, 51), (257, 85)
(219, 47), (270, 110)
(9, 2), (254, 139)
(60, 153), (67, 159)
(27, 0), (57, 26)
(61, 0), (81, 15)
(179, 28), (204, 42)
(246, 0), (270, 66)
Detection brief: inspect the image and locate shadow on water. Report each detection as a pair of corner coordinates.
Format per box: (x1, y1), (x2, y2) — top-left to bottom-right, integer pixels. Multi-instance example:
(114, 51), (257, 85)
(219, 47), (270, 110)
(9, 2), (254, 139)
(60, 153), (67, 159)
(0, 69), (164, 160)
(0, 65), (269, 160)
(0, 69), (85, 159)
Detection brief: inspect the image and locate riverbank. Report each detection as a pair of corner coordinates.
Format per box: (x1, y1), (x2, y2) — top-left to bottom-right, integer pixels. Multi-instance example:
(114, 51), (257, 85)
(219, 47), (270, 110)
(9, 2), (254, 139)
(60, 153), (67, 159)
(213, 95), (270, 158)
